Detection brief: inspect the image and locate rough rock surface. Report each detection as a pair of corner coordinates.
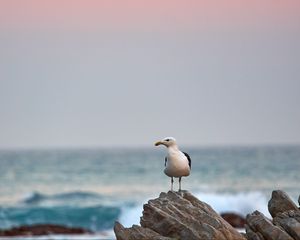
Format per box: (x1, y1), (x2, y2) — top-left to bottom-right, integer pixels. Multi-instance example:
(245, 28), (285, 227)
(246, 210), (293, 240)
(114, 222), (173, 240)
(141, 191), (245, 240)
(0, 224), (91, 236)
(115, 191), (245, 240)
(268, 190), (298, 218)
(221, 213), (246, 228)
(246, 190), (300, 240)
(114, 190), (300, 240)
(273, 211), (300, 240)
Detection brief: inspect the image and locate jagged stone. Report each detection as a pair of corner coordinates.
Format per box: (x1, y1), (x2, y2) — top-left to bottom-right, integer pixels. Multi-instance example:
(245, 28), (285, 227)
(246, 210), (293, 240)
(268, 190), (298, 218)
(245, 225), (264, 240)
(273, 210), (300, 240)
(114, 221), (172, 240)
(114, 190), (300, 240)
(140, 191), (245, 240)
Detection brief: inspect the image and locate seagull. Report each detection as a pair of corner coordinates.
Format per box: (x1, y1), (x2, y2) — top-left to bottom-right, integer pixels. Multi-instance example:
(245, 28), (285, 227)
(155, 137), (191, 191)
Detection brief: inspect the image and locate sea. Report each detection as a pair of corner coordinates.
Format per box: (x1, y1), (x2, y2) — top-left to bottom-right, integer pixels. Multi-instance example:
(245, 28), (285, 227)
(0, 145), (299, 239)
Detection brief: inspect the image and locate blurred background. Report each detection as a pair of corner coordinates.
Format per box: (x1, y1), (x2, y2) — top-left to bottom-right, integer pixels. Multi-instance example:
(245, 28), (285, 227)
(0, 0), (299, 239)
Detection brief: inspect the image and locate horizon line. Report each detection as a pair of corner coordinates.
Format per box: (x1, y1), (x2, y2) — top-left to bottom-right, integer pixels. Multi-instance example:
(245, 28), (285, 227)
(1, 142), (300, 152)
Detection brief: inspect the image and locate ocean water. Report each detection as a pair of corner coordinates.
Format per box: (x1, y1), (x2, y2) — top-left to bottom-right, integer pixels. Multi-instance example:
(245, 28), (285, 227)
(0, 146), (299, 239)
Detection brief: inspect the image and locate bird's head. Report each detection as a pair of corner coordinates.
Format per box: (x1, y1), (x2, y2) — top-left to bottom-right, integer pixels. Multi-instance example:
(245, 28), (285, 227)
(155, 137), (177, 147)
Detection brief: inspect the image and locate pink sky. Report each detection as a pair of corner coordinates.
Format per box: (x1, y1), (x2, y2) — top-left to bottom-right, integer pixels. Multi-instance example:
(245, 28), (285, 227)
(0, 0), (299, 30)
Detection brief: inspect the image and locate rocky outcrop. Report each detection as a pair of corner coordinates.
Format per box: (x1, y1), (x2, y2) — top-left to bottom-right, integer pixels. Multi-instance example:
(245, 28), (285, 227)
(115, 191), (246, 240)
(246, 190), (300, 240)
(141, 191), (245, 240)
(114, 222), (173, 240)
(273, 211), (300, 240)
(246, 211), (293, 240)
(268, 190), (298, 218)
(115, 190), (300, 240)
(0, 224), (92, 236)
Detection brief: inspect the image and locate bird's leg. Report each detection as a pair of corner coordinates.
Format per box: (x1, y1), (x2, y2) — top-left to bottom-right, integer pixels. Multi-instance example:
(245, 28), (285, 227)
(171, 177), (174, 191)
(179, 177), (182, 192)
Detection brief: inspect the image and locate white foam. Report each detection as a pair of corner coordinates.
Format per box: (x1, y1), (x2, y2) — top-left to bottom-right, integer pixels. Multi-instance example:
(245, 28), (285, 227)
(119, 204), (144, 228)
(194, 191), (270, 217)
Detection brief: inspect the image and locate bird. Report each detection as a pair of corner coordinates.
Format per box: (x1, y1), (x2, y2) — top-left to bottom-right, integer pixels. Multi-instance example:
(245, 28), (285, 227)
(155, 137), (191, 191)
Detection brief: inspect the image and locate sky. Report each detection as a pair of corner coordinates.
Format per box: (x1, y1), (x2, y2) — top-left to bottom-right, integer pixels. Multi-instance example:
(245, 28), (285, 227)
(0, 0), (300, 148)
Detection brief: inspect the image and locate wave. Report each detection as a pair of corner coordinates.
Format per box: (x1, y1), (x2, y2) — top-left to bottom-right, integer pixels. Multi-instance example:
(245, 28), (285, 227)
(2, 191), (134, 232)
(119, 204), (143, 228)
(0, 205), (120, 232)
(1, 190), (270, 232)
(18, 191), (121, 210)
(21, 191), (104, 205)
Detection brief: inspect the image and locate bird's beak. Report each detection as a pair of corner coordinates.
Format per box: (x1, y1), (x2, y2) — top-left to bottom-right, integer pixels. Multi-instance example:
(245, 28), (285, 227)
(155, 141), (163, 146)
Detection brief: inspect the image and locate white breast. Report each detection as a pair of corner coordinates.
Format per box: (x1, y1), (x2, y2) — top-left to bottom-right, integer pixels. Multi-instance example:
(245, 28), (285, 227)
(164, 149), (190, 177)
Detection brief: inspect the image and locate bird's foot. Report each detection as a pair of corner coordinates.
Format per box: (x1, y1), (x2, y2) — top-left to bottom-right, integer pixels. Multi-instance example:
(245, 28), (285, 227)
(177, 190), (184, 196)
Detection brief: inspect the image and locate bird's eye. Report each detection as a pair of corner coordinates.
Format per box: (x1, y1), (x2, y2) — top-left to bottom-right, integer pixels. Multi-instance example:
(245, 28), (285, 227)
(166, 139), (170, 141)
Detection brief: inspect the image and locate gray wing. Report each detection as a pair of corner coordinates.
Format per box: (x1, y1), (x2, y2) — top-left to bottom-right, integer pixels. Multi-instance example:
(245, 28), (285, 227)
(183, 152), (191, 169)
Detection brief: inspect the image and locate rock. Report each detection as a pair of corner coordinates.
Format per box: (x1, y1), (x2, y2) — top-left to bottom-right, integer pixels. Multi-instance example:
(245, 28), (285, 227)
(273, 210), (300, 240)
(221, 212), (246, 228)
(268, 190), (298, 218)
(245, 225), (264, 240)
(114, 190), (300, 240)
(114, 191), (245, 240)
(246, 191), (300, 240)
(114, 221), (173, 240)
(0, 224), (92, 236)
(246, 210), (293, 240)
(140, 191), (245, 240)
